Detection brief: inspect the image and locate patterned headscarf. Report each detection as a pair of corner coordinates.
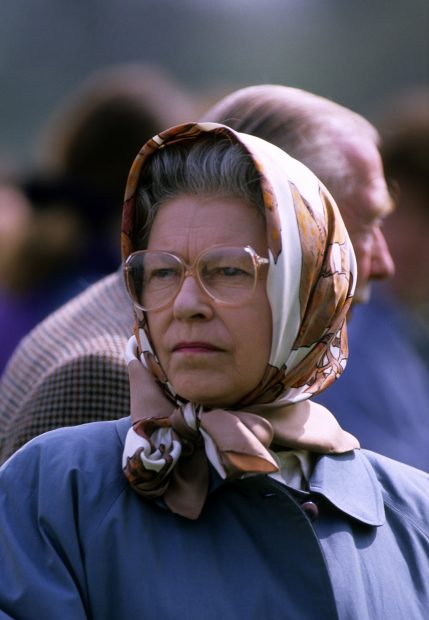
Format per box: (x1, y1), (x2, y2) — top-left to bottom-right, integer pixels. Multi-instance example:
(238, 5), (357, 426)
(121, 123), (358, 519)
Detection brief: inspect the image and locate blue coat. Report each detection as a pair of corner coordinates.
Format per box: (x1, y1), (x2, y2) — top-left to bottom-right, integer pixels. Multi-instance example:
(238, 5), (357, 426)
(1, 416), (428, 619)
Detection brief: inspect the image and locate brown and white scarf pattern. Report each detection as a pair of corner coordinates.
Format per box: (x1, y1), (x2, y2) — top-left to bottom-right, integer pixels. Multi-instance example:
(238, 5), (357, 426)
(121, 123), (359, 519)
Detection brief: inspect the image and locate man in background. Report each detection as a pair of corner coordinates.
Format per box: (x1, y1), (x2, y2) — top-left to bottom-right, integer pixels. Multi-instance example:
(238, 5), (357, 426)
(317, 89), (429, 470)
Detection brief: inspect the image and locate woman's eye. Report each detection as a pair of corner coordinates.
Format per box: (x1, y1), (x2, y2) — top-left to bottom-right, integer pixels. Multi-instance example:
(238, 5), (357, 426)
(156, 268), (174, 278)
(204, 265), (243, 277)
(146, 268), (178, 283)
(218, 266), (245, 277)
(203, 265), (252, 281)
(156, 268), (177, 279)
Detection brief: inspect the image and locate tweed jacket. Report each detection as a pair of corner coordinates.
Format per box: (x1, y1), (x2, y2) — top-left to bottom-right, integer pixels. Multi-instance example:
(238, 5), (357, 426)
(0, 271), (132, 463)
(1, 416), (429, 619)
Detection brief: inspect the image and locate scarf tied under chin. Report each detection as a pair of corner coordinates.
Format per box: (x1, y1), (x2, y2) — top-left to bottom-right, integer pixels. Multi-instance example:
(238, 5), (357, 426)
(122, 346), (359, 520)
(123, 357), (279, 520)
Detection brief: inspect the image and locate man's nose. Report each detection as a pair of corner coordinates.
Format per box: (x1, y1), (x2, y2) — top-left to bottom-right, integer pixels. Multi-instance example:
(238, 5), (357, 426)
(370, 228), (395, 280)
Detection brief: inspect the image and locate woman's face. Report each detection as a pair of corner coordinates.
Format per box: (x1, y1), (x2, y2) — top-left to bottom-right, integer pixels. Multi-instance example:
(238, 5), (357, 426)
(146, 194), (272, 408)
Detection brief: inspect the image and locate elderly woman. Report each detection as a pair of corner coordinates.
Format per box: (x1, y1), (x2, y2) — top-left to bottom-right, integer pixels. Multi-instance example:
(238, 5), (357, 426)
(0, 123), (428, 619)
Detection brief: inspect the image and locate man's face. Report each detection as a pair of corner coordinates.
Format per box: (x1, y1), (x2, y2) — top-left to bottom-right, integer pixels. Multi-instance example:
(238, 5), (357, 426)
(382, 185), (429, 307)
(338, 140), (395, 304)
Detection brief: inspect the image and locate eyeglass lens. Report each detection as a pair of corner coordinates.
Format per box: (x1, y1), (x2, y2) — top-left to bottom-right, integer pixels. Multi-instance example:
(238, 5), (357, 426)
(126, 246), (258, 310)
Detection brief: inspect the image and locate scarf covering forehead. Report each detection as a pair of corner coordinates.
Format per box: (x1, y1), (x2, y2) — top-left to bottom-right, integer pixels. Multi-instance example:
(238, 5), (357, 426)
(121, 122), (358, 519)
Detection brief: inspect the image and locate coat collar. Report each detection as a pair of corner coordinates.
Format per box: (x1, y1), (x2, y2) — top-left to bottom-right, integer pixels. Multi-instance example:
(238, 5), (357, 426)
(308, 450), (385, 526)
(116, 417), (385, 526)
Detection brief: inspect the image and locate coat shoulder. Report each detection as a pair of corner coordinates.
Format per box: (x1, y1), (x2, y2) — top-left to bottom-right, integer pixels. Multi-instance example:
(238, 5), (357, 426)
(1, 417), (130, 486)
(363, 449), (429, 535)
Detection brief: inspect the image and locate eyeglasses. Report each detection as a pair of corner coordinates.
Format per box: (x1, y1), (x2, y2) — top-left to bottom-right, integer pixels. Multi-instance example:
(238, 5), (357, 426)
(123, 245), (269, 311)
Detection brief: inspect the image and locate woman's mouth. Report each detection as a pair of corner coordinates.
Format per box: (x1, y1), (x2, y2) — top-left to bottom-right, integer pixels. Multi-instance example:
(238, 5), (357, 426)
(172, 342), (221, 354)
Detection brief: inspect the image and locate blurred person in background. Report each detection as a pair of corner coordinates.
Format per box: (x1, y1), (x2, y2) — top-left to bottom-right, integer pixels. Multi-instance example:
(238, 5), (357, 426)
(317, 88), (429, 470)
(0, 150), (87, 373)
(0, 171), (89, 375)
(0, 62), (196, 375)
(381, 89), (429, 363)
(0, 84), (396, 463)
(0, 178), (34, 371)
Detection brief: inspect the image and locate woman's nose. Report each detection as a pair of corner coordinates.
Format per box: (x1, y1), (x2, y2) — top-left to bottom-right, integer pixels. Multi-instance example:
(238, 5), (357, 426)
(172, 274), (214, 320)
(370, 228), (395, 280)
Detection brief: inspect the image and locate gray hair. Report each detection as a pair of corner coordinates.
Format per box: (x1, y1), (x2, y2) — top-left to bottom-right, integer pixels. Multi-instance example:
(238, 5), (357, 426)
(134, 133), (264, 249)
(201, 85), (379, 202)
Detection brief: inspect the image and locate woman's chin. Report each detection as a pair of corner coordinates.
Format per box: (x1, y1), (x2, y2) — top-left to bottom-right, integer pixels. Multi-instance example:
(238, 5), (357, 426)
(177, 391), (232, 409)
(173, 384), (239, 409)
(168, 369), (251, 409)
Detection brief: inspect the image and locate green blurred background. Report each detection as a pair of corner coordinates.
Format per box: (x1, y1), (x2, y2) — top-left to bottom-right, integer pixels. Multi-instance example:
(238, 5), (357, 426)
(1, 0), (428, 164)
